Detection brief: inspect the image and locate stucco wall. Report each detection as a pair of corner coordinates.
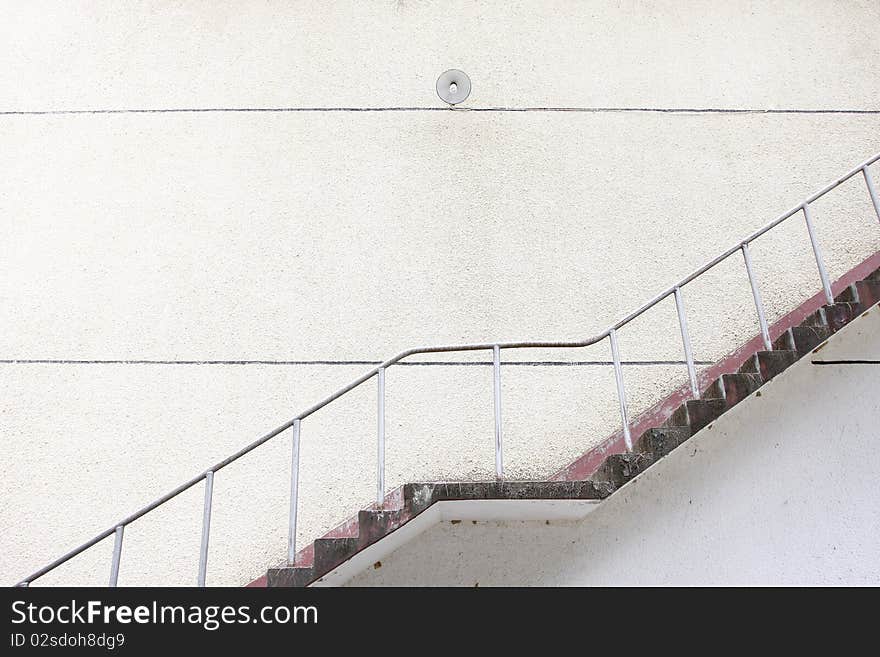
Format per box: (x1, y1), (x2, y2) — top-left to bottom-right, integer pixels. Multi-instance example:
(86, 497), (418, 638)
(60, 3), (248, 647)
(349, 307), (880, 586)
(2, 1), (879, 586)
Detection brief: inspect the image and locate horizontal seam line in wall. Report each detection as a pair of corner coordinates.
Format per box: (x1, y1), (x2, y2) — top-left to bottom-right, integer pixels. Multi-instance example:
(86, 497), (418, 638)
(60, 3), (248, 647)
(811, 359), (880, 365)
(1, 107), (879, 116)
(0, 359), (713, 366)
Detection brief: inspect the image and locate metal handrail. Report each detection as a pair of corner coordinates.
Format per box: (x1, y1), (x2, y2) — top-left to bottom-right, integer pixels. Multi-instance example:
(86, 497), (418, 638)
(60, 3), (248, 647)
(16, 151), (880, 587)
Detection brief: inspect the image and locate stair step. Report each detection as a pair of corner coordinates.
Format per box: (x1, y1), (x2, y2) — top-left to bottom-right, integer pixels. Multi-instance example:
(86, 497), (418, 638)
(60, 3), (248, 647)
(358, 509), (405, 549)
(266, 565), (315, 588)
(704, 372), (763, 408)
(738, 350), (798, 381)
(636, 426), (691, 459)
(663, 398), (727, 433)
(403, 480), (613, 514)
(594, 452), (655, 487)
(802, 302), (859, 332)
(829, 279), (880, 313)
(314, 537), (359, 574)
(801, 308), (826, 327)
(773, 326), (830, 356)
(824, 302), (859, 332)
(833, 283), (858, 304)
(855, 279), (880, 311)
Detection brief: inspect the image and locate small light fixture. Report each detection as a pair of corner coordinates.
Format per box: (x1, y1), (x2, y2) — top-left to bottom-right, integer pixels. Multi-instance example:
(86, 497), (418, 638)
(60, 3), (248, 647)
(436, 69), (471, 105)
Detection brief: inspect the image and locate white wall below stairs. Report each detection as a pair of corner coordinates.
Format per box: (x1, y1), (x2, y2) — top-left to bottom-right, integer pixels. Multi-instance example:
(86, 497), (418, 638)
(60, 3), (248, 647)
(348, 307), (880, 586)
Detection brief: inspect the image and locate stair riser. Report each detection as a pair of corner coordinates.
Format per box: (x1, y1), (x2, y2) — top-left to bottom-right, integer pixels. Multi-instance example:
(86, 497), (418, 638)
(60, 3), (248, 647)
(266, 567), (315, 588)
(636, 427), (691, 459)
(664, 399), (726, 433)
(358, 510), (405, 549)
(834, 283), (858, 304)
(804, 302), (858, 332)
(773, 326), (830, 357)
(314, 538), (359, 575)
(855, 280), (880, 311)
(707, 373), (762, 408)
(837, 280), (880, 313)
(824, 303), (858, 332)
(596, 453), (655, 487)
(739, 350), (798, 381)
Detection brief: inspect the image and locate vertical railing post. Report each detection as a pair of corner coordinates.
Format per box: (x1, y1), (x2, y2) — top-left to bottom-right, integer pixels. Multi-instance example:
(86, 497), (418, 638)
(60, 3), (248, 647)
(802, 203), (834, 305)
(609, 329), (632, 451)
(287, 419), (301, 565)
(377, 367), (385, 507)
(864, 166), (880, 224)
(492, 345), (504, 479)
(674, 286), (700, 399)
(109, 525), (124, 587)
(742, 242), (773, 351)
(197, 471), (214, 587)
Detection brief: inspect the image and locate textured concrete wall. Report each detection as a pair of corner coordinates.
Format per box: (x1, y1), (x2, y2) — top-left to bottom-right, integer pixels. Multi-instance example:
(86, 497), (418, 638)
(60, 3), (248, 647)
(3, 0), (879, 110)
(349, 308), (880, 586)
(2, 1), (879, 586)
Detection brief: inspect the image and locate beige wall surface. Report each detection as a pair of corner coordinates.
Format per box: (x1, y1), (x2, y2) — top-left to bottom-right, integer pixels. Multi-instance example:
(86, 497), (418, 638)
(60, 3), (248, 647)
(1, 1), (878, 586)
(2, 0), (879, 110)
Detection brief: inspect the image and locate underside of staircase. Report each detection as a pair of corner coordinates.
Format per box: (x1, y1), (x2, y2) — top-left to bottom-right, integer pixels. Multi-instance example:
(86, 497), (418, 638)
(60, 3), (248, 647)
(262, 259), (880, 588)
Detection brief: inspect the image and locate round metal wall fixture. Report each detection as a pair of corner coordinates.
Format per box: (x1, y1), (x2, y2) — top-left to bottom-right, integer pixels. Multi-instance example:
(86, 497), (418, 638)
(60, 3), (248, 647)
(436, 69), (471, 105)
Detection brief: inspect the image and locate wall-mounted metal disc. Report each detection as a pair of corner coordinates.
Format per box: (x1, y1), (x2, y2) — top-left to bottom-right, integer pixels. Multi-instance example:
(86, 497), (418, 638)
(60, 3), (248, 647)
(436, 69), (471, 105)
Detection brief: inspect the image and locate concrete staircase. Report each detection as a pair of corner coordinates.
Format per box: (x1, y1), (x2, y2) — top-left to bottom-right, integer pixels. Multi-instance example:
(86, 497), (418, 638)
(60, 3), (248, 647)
(265, 264), (880, 587)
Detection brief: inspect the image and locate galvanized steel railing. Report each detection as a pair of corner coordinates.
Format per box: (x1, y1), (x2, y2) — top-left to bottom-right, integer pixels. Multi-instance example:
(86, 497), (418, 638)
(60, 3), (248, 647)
(16, 153), (880, 587)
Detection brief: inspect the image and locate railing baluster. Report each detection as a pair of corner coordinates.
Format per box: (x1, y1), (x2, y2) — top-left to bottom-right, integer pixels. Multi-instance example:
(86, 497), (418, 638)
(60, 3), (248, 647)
(674, 286), (700, 399)
(377, 367), (385, 507)
(865, 166), (880, 224)
(609, 329), (632, 451)
(802, 203), (834, 305)
(742, 243), (773, 351)
(109, 525), (124, 587)
(197, 471), (214, 587)
(492, 345), (504, 479)
(287, 419), (301, 565)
